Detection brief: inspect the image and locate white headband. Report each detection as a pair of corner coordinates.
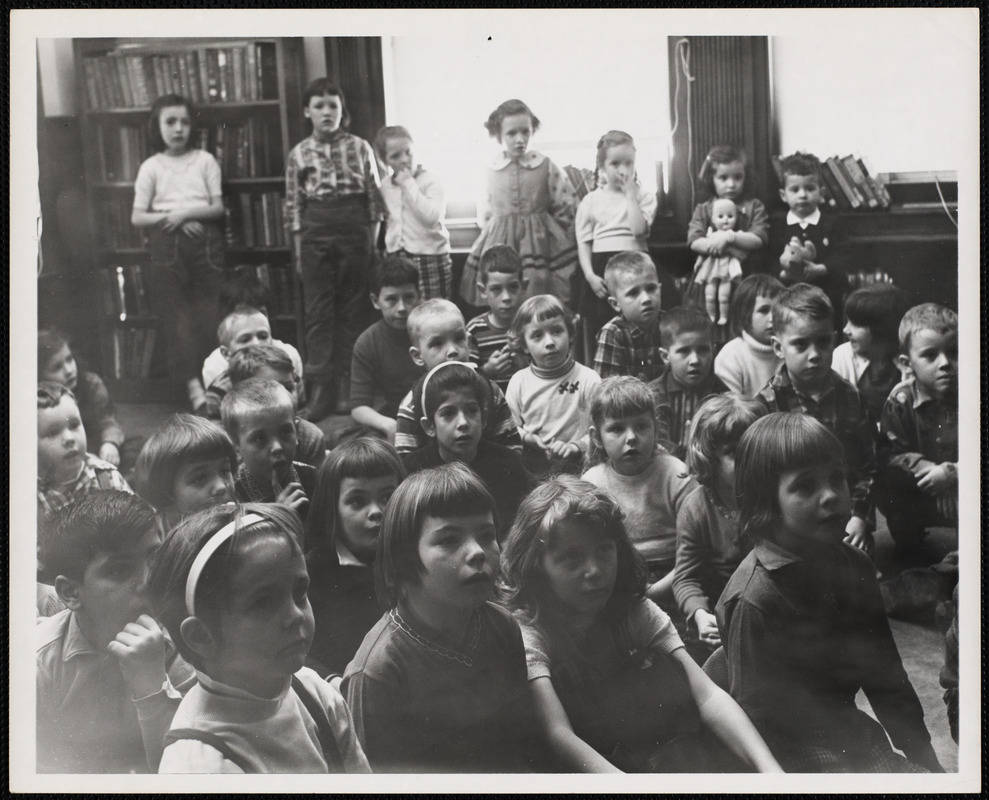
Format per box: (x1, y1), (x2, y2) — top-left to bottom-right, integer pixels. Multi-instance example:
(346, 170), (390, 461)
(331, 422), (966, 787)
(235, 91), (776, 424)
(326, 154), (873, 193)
(184, 513), (266, 617)
(420, 361), (478, 413)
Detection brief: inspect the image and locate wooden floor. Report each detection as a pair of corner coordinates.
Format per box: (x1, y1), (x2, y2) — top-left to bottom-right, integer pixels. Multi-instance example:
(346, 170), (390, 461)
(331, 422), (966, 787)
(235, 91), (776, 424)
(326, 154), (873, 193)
(117, 402), (961, 772)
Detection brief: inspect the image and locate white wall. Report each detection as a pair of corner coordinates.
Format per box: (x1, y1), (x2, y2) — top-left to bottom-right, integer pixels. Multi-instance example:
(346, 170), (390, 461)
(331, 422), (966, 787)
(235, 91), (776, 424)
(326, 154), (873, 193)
(385, 34), (670, 206)
(772, 16), (978, 173)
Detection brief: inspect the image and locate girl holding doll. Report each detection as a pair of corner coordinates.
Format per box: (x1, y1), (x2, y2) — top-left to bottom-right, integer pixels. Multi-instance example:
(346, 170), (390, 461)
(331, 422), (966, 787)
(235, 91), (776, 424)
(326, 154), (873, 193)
(501, 476), (783, 773)
(459, 99), (577, 307)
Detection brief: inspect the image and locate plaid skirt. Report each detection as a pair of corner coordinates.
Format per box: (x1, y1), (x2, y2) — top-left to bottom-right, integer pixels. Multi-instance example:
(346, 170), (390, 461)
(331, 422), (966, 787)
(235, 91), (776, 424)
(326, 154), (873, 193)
(393, 250), (454, 301)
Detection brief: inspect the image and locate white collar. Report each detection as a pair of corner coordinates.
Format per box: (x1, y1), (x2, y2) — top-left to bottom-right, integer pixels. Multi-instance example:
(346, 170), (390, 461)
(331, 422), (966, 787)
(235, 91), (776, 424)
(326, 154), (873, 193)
(787, 208), (821, 227)
(489, 150), (546, 171)
(335, 539), (368, 567)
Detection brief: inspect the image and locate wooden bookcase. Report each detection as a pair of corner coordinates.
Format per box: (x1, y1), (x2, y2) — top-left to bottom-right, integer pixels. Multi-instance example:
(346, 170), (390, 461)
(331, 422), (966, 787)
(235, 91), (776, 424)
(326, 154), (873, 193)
(72, 37), (306, 403)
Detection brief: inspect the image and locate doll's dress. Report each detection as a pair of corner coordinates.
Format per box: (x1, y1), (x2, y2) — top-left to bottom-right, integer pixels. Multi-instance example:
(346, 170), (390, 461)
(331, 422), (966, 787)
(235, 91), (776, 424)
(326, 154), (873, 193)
(692, 226), (743, 284)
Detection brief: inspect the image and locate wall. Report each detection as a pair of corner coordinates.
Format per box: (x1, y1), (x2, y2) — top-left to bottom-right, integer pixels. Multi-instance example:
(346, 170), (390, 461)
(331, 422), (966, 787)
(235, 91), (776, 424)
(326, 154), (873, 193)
(772, 14), (979, 173)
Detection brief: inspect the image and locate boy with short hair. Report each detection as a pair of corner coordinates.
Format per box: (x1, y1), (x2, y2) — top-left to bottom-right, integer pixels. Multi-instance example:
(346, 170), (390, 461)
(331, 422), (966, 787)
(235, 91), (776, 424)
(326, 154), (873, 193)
(877, 303), (958, 549)
(228, 344), (327, 467)
(757, 284), (877, 551)
(220, 379), (316, 515)
(467, 245), (529, 391)
(132, 413), (237, 531)
(38, 382), (132, 520)
(593, 251), (667, 381)
(36, 491), (195, 773)
(648, 305), (728, 459)
(393, 299), (522, 454)
(349, 255), (426, 441)
(770, 152), (849, 330)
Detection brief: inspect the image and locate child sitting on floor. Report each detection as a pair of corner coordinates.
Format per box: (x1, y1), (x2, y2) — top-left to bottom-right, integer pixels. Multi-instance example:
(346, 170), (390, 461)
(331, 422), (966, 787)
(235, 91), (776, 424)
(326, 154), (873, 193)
(37, 491), (195, 773)
(713, 274), (784, 399)
(133, 413), (237, 532)
(151, 503), (370, 773)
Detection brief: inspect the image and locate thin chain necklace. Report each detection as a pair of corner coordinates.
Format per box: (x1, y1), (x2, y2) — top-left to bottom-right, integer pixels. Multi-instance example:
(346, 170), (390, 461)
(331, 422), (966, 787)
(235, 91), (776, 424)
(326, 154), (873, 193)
(390, 608), (480, 667)
(709, 486), (737, 521)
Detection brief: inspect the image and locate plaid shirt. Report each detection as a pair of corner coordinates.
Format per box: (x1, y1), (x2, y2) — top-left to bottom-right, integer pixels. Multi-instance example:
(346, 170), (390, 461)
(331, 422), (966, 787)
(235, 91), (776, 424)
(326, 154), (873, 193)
(38, 454), (132, 519)
(285, 131), (384, 233)
(757, 366), (877, 521)
(648, 367), (729, 459)
(593, 315), (666, 382)
(879, 377), (958, 472)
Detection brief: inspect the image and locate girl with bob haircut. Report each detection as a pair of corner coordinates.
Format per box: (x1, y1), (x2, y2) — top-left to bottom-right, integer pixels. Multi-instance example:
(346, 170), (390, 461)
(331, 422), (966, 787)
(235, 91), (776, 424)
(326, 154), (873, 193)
(304, 437), (406, 676)
(673, 394), (767, 656)
(716, 413), (943, 773)
(148, 502), (370, 773)
(342, 463), (541, 772)
(506, 295), (600, 478)
(500, 475), (782, 773)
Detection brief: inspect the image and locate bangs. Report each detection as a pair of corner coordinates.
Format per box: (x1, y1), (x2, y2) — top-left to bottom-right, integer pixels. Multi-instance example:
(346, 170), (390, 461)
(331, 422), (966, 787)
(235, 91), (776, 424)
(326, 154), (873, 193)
(590, 377), (655, 427)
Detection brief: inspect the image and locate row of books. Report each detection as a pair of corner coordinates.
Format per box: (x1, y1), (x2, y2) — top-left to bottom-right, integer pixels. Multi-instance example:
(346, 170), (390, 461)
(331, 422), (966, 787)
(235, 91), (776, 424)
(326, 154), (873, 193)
(83, 42), (279, 110)
(772, 153), (892, 211)
(98, 265), (153, 320)
(107, 326), (158, 379)
(224, 191), (289, 249)
(94, 123), (151, 183)
(241, 262), (297, 317)
(97, 200), (145, 250)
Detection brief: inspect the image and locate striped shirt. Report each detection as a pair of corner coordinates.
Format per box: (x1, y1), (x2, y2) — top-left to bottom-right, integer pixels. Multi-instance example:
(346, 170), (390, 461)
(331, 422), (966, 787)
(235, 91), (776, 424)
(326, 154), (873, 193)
(593, 314), (666, 382)
(284, 131), (384, 233)
(648, 367), (729, 460)
(466, 313), (528, 393)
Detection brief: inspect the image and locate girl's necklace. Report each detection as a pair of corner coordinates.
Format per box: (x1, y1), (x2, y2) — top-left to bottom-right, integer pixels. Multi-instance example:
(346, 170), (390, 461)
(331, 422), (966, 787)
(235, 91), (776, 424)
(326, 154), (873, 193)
(390, 608), (481, 667)
(710, 488), (737, 521)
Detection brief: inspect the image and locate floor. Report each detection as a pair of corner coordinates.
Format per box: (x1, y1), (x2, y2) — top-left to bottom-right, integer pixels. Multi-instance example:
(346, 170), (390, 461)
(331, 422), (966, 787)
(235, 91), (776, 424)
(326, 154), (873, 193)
(117, 402), (960, 772)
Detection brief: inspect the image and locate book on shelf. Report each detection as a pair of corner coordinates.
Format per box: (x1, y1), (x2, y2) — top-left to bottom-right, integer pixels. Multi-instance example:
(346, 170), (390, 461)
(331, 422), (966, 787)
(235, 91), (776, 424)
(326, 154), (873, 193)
(110, 326), (157, 379)
(225, 190), (287, 248)
(99, 264), (153, 319)
(83, 41), (278, 110)
(824, 157), (862, 209)
(818, 163), (851, 211)
(840, 155), (879, 208)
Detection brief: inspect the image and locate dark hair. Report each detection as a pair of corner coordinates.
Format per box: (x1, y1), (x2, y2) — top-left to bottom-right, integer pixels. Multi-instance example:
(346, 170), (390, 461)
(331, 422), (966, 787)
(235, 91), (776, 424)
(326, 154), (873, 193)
(421, 362), (492, 422)
(375, 463), (496, 608)
(843, 284), (912, 360)
(658, 305), (712, 348)
(478, 245), (523, 285)
(772, 282), (834, 334)
(508, 294), (575, 356)
(372, 254), (421, 296)
(305, 437), (406, 563)
(219, 268), (273, 319)
(594, 130), (636, 189)
(686, 394), (767, 487)
(729, 274), (786, 338)
(38, 327), (71, 374)
(897, 302), (958, 354)
(372, 124), (412, 160)
(484, 99), (540, 140)
(585, 377), (657, 468)
(735, 413), (845, 543)
(134, 414), (237, 512)
(40, 490), (159, 582)
(220, 378), (295, 442)
(501, 476), (647, 625)
(148, 503), (305, 670)
(38, 381), (75, 410)
(148, 94), (195, 152)
(778, 151), (823, 182)
(698, 145), (747, 198)
(602, 251), (657, 295)
(302, 79), (350, 130)
(227, 344), (294, 386)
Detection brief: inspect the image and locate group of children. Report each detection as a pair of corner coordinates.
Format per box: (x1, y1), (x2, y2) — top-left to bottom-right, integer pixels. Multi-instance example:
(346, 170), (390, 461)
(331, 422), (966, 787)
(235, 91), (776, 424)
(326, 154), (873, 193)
(33, 80), (961, 776)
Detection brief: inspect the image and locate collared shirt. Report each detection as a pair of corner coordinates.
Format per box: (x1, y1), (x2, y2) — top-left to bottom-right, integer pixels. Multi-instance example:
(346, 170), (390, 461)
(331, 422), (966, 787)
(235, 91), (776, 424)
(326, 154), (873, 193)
(36, 609), (194, 773)
(38, 453), (132, 519)
(757, 366), (877, 521)
(285, 131), (384, 233)
(593, 314), (666, 382)
(648, 366), (729, 459)
(477, 150), (576, 227)
(786, 207), (822, 228)
(879, 377), (958, 471)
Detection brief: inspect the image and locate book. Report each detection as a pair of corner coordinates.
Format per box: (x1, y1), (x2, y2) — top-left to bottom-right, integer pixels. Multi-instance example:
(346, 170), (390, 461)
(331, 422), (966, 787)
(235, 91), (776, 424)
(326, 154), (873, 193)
(840, 155), (878, 208)
(818, 163), (850, 211)
(257, 42), (278, 99)
(825, 157), (861, 209)
(857, 156), (891, 208)
(140, 328), (157, 378)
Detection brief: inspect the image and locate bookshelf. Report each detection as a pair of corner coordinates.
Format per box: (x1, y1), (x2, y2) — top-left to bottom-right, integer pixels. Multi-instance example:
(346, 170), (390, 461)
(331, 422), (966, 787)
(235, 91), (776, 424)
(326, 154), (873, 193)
(73, 37), (306, 402)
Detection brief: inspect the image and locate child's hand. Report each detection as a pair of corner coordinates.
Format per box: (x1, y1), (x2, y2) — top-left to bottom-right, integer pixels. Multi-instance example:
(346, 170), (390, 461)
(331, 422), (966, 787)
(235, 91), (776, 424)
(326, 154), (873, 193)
(707, 231), (732, 255)
(620, 173), (638, 198)
(917, 463), (955, 494)
(483, 348), (514, 378)
(392, 166), (414, 186)
(99, 442), (121, 466)
(108, 614), (168, 700)
(693, 609), (722, 647)
(586, 273), (609, 299)
(180, 220), (205, 238)
(276, 481), (310, 514)
(547, 440), (579, 460)
(843, 516), (873, 553)
(161, 208), (189, 232)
